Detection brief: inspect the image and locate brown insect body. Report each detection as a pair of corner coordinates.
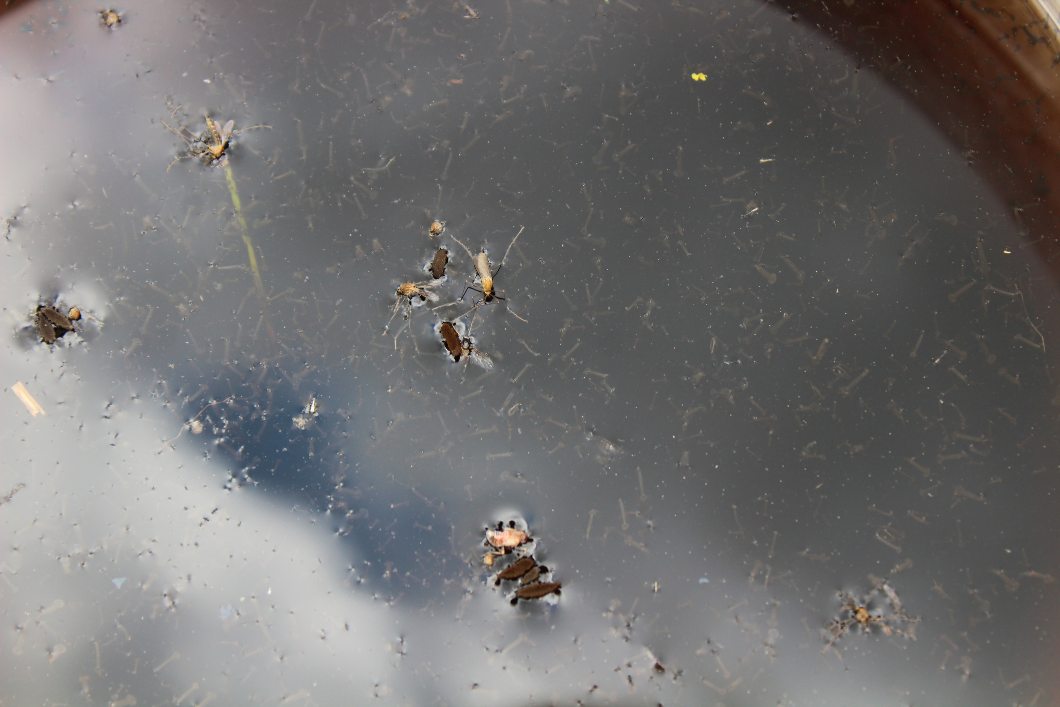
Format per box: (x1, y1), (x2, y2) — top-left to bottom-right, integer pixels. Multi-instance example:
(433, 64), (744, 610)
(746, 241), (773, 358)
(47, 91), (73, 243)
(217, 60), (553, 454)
(514, 582), (562, 600)
(40, 307), (72, 330)
(439, 310), (493, 370)
(429, 220), (445, 237)
(36, 306), (75, 344)
(38, 317), (56, 344)
(495, 556), (536, 582)
(440, 321), (463, 361)
(100, 9), (121, 27)
(429, 247), (448, 279)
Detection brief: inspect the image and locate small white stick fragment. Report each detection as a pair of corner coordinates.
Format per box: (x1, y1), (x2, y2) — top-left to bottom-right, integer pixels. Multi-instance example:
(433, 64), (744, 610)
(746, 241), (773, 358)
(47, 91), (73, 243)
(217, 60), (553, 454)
(12, 381), (45, 416)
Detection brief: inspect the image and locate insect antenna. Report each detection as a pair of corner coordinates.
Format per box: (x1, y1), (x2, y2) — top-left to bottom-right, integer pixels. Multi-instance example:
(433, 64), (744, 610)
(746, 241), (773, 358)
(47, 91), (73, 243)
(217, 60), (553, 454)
(494, 225), (525, 276)
(447, 232), (476, 260)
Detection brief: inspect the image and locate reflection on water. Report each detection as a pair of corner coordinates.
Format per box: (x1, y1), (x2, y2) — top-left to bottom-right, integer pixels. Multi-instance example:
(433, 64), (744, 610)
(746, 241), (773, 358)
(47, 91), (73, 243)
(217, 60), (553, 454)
(2, 0), (1058, 704)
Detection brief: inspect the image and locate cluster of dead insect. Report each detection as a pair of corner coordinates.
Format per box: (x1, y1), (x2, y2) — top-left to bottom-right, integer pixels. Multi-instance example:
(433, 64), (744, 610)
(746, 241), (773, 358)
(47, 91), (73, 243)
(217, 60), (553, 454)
(35, 304), (82, 345)
(822, 577), (918, 654)
(385, 225), (526, 368)
(484, 521), (561, 605)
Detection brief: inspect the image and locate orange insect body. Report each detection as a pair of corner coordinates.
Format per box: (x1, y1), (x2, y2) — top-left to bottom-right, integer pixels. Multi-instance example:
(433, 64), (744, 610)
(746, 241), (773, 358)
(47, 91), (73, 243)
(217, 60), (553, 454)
(201, 116), (234, 161)
(384, 280), (439, 335)
(398, 282), (435, 299)
(449, 226), (524, 306)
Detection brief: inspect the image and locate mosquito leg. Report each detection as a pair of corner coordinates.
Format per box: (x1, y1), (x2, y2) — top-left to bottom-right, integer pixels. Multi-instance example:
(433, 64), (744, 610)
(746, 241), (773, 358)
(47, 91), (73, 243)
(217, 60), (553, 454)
(391, 319), (409, 349)
(461, 282), (484, 301)
(382, 298), (404, 333)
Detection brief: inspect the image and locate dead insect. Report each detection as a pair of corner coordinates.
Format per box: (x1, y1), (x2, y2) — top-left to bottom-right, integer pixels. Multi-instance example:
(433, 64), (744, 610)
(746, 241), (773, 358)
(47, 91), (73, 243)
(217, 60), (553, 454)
(429, 247), (449, 279)
(448, 226), (524, 305)
(461, 333), (493, 371)
(439, 310), (494, 371)
(36, 306), (75, 344)
(486, 524), (529, 550)
(822, 586), (918, 653)
(429, 220), (445, 237)
(494, 556), (536, 584)
(162, 114), (271, 170)
(440, 321), (464, 361)
(100, 9), (121, 27)
(199, 116), (234, 163)
(67, 307), (82, 321)
(384, 281), (440, 334)
(513, 581), (562, 603)
(463, 5), (480, 19)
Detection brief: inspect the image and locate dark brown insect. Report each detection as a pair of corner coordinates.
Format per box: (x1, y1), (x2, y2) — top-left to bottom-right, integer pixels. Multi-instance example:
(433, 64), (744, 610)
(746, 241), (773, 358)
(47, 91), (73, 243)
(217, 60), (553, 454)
(513, 581), (562, 602)
(438, 316), (494, 370)
(440, 321), (463, 361)
(37, 306), (75, 344)
(495, 556), (536, 583)
(100, 9), (121, 27)
(429, 247), (448, 279)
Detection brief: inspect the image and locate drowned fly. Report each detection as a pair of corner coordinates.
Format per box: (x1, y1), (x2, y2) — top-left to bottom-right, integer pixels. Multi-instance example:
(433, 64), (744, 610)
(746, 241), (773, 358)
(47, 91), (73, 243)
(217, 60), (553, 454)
(439, 306), (493, 371)
(162, 114), (270, 170)
(448, 226), (524, 305)
(384, 280), (440, 334)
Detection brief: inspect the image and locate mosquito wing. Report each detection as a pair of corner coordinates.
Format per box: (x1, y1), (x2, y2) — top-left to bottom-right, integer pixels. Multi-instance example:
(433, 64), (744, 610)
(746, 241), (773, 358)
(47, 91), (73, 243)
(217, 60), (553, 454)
(219, 120), (234, 144)
(473, 252), (492, 281)
(469, 346), (494, 371)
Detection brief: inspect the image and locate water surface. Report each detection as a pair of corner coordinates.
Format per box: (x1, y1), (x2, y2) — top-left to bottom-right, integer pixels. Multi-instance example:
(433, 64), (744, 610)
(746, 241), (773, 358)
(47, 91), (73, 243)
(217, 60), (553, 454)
(2, 1), (1058, 705)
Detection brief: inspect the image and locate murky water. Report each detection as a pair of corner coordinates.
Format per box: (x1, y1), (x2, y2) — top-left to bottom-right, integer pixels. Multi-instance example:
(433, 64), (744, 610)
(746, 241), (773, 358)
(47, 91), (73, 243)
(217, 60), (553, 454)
(3, 1), (1058, 705)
